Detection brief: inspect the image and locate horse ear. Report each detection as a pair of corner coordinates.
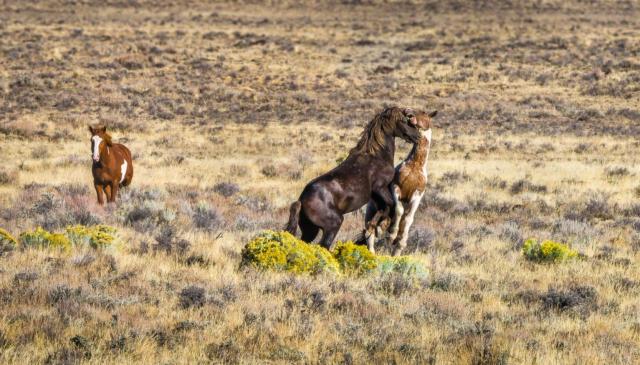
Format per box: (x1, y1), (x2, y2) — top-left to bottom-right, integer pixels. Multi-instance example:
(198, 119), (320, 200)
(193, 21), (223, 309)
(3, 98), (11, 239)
(88, 125), (95, 134)
(429, 110), (438, 118)
(99, 126), (107, 133)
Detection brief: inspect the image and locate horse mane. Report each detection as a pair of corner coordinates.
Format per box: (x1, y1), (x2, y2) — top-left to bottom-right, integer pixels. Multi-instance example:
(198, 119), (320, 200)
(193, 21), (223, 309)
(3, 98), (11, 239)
(103, 132), (113, 146)
(350, 107), (403, 155)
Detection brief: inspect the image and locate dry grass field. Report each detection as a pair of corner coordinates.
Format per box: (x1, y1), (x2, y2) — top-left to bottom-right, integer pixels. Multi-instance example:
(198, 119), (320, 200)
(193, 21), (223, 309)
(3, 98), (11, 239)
(1, 1), (640, 364)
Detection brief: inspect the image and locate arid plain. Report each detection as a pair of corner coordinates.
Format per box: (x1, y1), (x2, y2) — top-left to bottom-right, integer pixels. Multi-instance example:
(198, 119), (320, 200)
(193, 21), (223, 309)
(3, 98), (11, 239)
(1, 1), (639, 364)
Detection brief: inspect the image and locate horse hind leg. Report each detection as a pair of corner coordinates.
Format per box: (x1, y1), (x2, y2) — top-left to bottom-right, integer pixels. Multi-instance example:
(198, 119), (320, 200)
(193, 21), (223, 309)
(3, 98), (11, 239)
(319, 213), (343, 251)
(392, 191), (423, 256)
(299, 212), (320, 243)
(388, 185), (404, 242)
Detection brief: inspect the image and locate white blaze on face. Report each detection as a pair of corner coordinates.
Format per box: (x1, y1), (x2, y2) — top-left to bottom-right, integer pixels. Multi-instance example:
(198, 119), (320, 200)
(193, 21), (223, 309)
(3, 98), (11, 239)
(120, 160), (128, 183)
(92, 135), (102, 162)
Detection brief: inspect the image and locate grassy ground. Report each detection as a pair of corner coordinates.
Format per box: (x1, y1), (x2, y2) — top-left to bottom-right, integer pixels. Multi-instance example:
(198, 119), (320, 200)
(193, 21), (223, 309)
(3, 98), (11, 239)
(1, 1), (639, 364)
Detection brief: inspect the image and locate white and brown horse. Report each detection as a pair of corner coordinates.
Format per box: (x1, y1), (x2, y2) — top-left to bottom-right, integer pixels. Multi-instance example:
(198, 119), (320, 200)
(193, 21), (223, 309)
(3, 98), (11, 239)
(89, 125), (133, 204)
(363, 110), (436, 255)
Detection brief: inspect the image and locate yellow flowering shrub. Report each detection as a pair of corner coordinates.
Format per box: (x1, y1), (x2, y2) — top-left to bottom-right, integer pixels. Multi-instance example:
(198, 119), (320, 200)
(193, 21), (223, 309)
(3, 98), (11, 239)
(241, 231), (340, 275)
(332, 242), (378, 274)
(0, 228), (17, 246)
(18, 225), (118, 251)
(242, 231), (427, 277)
(20, 227), (72, 251)
(522, 238), (578, 263)
(65, 225), (117, 248)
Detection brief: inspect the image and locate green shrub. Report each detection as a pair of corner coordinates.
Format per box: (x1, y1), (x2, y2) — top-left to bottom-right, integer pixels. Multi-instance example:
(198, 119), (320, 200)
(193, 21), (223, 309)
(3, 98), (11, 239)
(241, 231), (427, 277)
(241, 231), (340, 275)
(522, 238), (578, 263)
(377, 255), (429, 277)
(20, 227), (72, 251)
(334, 242), (427, 276)
(65, 225), (117, 248)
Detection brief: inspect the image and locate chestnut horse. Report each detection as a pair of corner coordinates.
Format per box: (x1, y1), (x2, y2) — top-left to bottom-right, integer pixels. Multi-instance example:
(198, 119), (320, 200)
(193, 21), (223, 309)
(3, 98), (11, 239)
(285, 106), (423, 250)
(363, 110), (436, 255)
(89, 125), (133, 204)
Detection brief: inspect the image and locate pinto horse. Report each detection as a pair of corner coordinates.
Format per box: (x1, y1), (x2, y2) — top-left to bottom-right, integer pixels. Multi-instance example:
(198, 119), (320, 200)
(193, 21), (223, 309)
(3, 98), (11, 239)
(285, 106), (423, 250)
(363, 110), (436, 255)
(89, 125), (133, 204)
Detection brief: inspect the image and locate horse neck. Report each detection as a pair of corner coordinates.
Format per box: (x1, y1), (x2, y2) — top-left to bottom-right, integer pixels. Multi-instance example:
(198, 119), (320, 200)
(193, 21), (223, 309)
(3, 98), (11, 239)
(376, 133), (395, 163)
(406, 137), (430, 173)
(99, 144), (112, 164)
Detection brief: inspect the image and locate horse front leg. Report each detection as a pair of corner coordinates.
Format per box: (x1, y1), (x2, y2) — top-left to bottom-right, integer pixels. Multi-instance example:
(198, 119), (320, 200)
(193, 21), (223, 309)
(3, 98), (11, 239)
(104, 184), (112, 203)
(364, 209), (385, 254)
(365, 185), (395, 254)
(94, 184), (105, 205)
(109, 181), (119, 203)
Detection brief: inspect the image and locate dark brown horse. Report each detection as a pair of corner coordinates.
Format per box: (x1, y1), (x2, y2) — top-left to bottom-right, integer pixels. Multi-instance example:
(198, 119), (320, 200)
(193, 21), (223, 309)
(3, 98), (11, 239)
(285, 106), (423, 250)
(89, 125), (133, 205)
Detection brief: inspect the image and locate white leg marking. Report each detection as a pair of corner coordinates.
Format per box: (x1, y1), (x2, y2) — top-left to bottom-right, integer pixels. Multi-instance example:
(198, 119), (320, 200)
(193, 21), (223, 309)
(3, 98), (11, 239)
(91, 135), (102, 162)
(388, 184), (403, 241)
(367, 230), (376, 254)
(397, 191), (423, 249)
(120, 160), (128, 184)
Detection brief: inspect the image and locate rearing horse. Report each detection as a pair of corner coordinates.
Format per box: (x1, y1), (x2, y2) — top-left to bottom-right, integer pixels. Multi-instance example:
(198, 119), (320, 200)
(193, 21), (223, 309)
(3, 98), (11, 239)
(286, 106), (423, 249)
(89, 125), (133, 204)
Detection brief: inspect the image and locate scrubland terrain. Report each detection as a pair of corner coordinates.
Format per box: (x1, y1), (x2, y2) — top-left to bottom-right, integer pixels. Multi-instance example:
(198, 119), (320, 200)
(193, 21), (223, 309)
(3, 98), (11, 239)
(1, 1), (639, 364)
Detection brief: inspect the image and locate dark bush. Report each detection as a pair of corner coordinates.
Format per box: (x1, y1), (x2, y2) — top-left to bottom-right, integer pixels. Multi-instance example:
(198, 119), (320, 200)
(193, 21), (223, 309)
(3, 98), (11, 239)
(405, 227), (436, 253)
(605, 166), (631, 179)
(213, 182), (240, 197)
(541, 285), (598, 313)
(206, 340), (241, 363)
(499, 221), (524, 249)
(0, 170), (18, 185)
(509, 179), (547, 194)
(261, 164), (278, 177)
(179, 285), (206, 309)
(192, 204), (224, 231)
(154, 225), (190, 256)
(581, 192), (613, 220)
(13, 271), (38, 283)
(47, 284), (79, 304)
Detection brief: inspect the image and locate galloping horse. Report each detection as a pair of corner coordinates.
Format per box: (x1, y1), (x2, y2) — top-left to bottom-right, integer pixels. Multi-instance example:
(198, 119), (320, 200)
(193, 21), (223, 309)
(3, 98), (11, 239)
(89, 125), (133, 204)
(363, 110), (436, 255)
(286, 106), (423, 250)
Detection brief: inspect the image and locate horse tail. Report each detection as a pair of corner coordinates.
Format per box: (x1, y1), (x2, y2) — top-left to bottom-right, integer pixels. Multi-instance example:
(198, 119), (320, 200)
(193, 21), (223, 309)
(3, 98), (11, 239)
(353, 231), (368, 246)
(285, 201), (302, 235)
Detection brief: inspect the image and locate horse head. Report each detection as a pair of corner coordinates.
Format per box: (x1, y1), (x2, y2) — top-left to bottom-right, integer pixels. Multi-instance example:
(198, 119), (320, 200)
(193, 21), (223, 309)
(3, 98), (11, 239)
(393, 107), (437, 144)
(88, 125), (111, 162)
